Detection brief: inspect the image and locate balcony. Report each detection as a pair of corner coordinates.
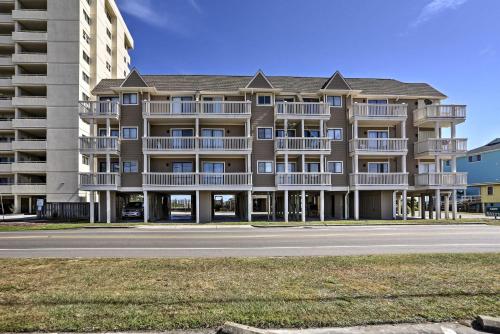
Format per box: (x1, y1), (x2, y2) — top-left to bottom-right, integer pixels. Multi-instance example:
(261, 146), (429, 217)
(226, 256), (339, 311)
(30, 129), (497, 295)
(12, 96), (47, 107)
(415, 172), (467, 189)
(143, 172), (252, 190)
(413, 105), (466, 127)
(349, 138), (408, 156)
(0, 55), (12, 66)
(0, 97), (12, 109)
(0, 163), (11, 172)
(79, 137), (120, 155)
(0, 184), (12, 193)
(143, 101), (251, 119)
(79, 101), (120, 121)
(12, 183), (46, 194)
(11, 161), (46, 172)
(349, 103), (407, 124)
(275, 102), (330, 120)
(350, 172), (408, 189)
(274, 137), (331, 154)
(414, 138), (467, 159)
(0, 76), (11, 86)
(12, 52), (47, 64)
(143, 137), (252, 155)
(12, 9), (47, 21)
(0, 119), (12, 129)
(0, 34), (13, 45)
(12, 117), (46, 128)
(12, 31), (47, 42)
(0, 142), (12, 150)
(79, 173), (120, 191)
(12, 74), (47, 86)
(0, 13), (12, 23)
(275, 172), (332, 190)
(12, 139), (46, 151)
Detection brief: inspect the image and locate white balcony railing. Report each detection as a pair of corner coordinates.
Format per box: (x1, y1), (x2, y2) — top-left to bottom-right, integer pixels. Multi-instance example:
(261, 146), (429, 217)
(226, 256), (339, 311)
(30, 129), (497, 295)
(275, 137), (331, 151)
(414, 138), (467, 156)
(79, 101), (120, 118)
(413, 105), (466, 124)
(143, 101), (251, 116)
(350, 103), (407, 119)
(415, 173), (467, 187)
(276, 172), (332, 186)
(350, 173), (408, 186)
(275, 102), (329, 117)
(143, 137), (252, 152)
(349, 138), (408, 153)
(143, 172), (252, 187)
(79, 137), (120, 153)
(79, 173), (120, 188)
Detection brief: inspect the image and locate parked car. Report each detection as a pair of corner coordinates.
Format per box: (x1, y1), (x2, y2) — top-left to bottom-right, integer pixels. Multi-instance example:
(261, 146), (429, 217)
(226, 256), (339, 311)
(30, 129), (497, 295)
(121, 202), (143, 219)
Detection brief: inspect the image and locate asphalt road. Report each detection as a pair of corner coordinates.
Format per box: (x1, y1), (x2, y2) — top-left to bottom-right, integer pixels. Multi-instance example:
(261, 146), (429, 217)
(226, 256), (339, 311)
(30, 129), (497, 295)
(0, 224), (499, 258)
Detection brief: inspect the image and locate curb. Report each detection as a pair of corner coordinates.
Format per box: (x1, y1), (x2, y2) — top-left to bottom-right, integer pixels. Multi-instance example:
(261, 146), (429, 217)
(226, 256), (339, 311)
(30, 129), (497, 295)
(218, 322), (269, 334)
(251, 222), (487, 228)
(476, 315), (500, 333)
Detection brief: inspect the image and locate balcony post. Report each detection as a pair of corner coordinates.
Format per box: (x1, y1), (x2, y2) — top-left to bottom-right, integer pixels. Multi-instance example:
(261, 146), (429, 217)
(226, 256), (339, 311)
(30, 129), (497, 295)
(196, 190), (200, 224)
(89, 191), (94, 223)
(354, 190), (359, 220)
(320, 190), (324, 222)
(402, 190), (407, 220)
(106, 190), (111, 224)
(284, 190), (289, 223)
(444, 194), (450, 219)
(452, 189), (457, 220)
(435, 189), (441, 220)
(143, 190), (149, 223)
(247, 190), (252, 222)
(301, 190), (306, 222)
(392, 191), (397, 219)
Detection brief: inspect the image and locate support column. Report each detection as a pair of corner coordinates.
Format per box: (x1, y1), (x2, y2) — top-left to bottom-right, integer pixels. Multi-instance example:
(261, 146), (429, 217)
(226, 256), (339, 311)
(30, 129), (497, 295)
(410, 196), (415, 217)
(444, 194), (450, 219)
(196, 190), (200, 224)
(435, 189), (441, 220)
(392, 191), (397, 219)
(272, 191), (276, 221)
(89, 191), (95, 223)
(106, 190), (111, 224)
(429, 195), (434, 219)
(344, 192), (349, 220)
(420, 194), (426, 219)
(319, 190), (324, 222)
(452, 189), (457, 220)
(301, 190), (306, 222)
(13, 195), (20, 214)
(143, 190), (148, 223)
(247, 190), (252, 222)
(284, 190), (289, 222)
(402, 190), (407, 220)
(354, 190), (359, 220)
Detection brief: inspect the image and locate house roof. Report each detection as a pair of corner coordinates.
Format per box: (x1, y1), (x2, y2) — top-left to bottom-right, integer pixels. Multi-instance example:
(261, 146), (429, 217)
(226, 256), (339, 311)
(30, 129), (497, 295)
(92, 73), (446, 98)
(468, 138), (500, 155)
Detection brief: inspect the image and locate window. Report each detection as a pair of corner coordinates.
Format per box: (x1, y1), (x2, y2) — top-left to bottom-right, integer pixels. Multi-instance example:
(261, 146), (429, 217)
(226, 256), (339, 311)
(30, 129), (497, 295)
(106, 28), (112, 39)
(83, 10), (91, 24)
(305, 162), (320, 172)
(123, 161), (138, 173)
(487, 186), (493, 195)
(82, 155), (89, 165)
(82, 30), (90, 44)
(327, 161), (343, 174)
(106, 45), (112, 55)
(327, 95), (342, 107)
(367, 99), (388, 104)
(98, 128), (119, 137)
(276, 162), (296, 173)
(122, 127), (138, 140)
(275, 129), (295, 138)
(173, 162), (193, 173)
(368, 162), (389, 173)
(106, 62), (111, 72)
(122, 93), (138, 105)
(82, 71), (90, 84)
(81, 92), (89, 101)
(257, 127), (273, 140)
(82, 51), (90, 64)
(257, 94), (272, 106)
(327, 128), (343, 141)
(99, 162), (119, 172)
(258, 161), (273, 174)
(468, 154), (481, 162)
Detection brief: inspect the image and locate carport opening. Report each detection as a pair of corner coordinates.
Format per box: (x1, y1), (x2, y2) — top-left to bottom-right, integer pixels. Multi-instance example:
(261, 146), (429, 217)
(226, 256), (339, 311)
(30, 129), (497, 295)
(213, 194), (237, 221)
(170, 195), (193, 221)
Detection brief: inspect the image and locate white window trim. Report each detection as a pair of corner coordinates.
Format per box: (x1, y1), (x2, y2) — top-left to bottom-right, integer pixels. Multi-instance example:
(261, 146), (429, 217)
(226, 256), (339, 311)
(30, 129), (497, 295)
(257, 126), (273, 140)
(201, 161), (226, 173)
(327, 128), (343, 141)
(367, 161), (390, 173)
(367, 98), (389, 104)
(121, 126), (139, 140)
(122, 160), (139, 173)
(327, 95), (343, 108)
(256, 93), (274, 106)
(121, 93), (139, 105)
(257, 160), (274, 174)
(367, 129), (390, 138)
(276, 162), (297, 173)
(327, 161), (344, 174)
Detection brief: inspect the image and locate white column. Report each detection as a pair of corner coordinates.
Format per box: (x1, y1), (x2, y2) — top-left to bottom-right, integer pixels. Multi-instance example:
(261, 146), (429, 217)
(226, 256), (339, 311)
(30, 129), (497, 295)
(435, 189), (441, 220)
(89, 191), (95, 223)
(301, 190), (306, 222)
(143, 191), (149, 223)
(247, 190), (252, 222)
(402, 190), (407, 220)
(354, 190), (359, 220)
(284, 190), (289, 222)
(195, 190), (200, 224)
(319, 190), (324, 222)
(392, 191), (397, 219)
(344, 192), (349, 219)
(272, 192), (276, 221)
(106, 190), (111, 224)
(452, 189), (457, 220)
(444, 194), (450, 219)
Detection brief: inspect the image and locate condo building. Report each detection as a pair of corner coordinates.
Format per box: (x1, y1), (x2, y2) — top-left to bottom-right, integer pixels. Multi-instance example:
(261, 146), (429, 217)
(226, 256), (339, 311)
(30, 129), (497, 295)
(0, 0), (133, 213)
(80, 69), (467, 223)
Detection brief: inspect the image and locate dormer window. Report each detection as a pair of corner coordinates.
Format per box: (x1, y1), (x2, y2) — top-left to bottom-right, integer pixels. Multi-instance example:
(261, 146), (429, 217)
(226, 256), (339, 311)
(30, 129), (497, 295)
(122, 93), (138, 105)
(257, 94), (272, 106)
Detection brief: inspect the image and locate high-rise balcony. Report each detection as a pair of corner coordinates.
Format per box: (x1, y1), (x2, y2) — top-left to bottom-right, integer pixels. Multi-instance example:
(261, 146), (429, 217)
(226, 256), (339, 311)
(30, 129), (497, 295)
(12, 117), (47, 128)
(12, 52), (47, 64)
(79, 101), (120, 121)
(12, 74), (47, 86)
(274, 137), (331, 155)
(12, 9), (47, 21)
(143, 101), (251, 119)
(275, 172), (332, 190)
(12, 183), (47, 194)
(79, 137), (120, 155)
(11, 161), (47, 172)
(79, 173), (120, 191)
(275, 102), (330, 120)
(350, 172), (408, 189)
(12, 30), (47, 42)
(415, 172), (467, 189)
(12, 139), (46, 151)
(413, 105), (466, 127)
(349, 103), (407, 124)
(414, 138), (467, 159)
(12, 96), (47, 107)
(143, 137), (252, 155)
(349, 138), (407, 156)
(143, 172), (252, 190)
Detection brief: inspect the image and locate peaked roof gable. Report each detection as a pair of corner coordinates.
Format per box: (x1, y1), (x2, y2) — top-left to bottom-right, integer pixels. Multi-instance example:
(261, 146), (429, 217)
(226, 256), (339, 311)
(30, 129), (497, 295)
(322, 71), (351, 90)
(245, 70), (274, 89)
(121, 68), (149, 88)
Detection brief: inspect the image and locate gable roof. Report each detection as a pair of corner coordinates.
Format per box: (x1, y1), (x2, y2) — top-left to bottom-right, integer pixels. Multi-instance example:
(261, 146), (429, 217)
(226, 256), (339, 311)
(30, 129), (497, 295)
(245, 70), (274, 89)
(92, 73), (446, 98)
(120, 68), (149, 88)
(468, 138), (500, 155)
(322, 71), (351, 90)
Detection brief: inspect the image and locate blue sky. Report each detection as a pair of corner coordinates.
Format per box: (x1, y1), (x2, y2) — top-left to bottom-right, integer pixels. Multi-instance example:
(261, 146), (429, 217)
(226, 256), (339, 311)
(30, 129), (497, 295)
(117, 0), (499, 149)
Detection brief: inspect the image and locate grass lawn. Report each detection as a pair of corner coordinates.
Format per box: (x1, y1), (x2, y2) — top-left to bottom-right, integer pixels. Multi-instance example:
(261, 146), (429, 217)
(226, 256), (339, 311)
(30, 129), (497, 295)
(0, 254), (499, 332)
